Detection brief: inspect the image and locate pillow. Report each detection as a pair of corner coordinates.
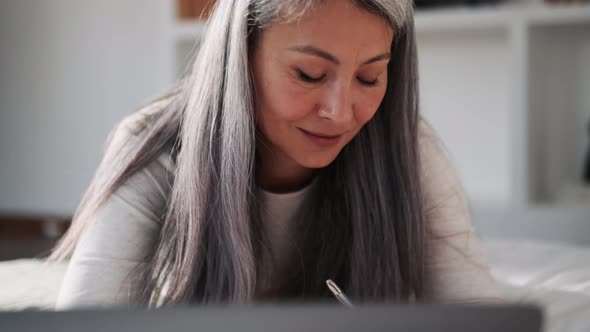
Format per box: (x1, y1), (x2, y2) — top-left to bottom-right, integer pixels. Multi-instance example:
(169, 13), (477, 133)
(0, 259), (67, 311)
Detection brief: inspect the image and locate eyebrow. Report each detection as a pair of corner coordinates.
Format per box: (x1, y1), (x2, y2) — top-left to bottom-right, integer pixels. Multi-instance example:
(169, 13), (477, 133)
(288, 45), (390, 66)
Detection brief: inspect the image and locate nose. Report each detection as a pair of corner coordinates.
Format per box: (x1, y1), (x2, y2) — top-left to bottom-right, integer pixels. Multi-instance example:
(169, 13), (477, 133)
(318, 82), (354, 125)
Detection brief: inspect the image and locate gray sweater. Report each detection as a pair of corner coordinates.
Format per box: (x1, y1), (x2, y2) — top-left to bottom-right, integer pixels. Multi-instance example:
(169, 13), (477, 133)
(55, 119), (502, 309)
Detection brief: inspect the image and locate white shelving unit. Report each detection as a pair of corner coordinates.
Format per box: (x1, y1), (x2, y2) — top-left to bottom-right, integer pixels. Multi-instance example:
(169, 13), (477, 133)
(168, 4), (590, 41)
(415, 3), (590, 31)
(165, 3), (590, 219)
(414, 3), (590, 213)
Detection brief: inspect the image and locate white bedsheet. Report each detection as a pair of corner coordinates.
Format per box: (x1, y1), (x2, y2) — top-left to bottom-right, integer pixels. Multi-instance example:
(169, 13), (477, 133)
(0, 239), (589, 331)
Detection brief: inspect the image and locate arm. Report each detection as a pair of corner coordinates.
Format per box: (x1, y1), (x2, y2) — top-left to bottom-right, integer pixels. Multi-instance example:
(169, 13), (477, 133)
(419, 120), (504, 303)
(55, 153), (173, 310)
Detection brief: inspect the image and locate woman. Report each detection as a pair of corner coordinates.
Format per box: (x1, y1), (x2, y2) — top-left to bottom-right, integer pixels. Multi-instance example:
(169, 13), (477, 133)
(51, 0), (501, 308)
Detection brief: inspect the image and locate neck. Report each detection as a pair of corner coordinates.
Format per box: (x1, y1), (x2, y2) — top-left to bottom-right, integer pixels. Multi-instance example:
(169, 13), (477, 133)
(257, 140), (314, 193)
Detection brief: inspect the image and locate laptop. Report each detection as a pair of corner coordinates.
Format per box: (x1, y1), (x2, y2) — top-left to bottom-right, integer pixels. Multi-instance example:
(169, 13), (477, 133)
(0, 303), (543, 332)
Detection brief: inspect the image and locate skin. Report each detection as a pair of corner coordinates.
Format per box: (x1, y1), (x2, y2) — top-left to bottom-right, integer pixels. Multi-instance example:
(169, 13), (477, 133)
(252, 0), (393, 193)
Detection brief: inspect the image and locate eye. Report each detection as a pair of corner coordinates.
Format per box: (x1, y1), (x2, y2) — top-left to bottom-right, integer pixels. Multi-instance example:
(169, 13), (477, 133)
(297, 69), (325, 83)
(357, 77), (379, 87)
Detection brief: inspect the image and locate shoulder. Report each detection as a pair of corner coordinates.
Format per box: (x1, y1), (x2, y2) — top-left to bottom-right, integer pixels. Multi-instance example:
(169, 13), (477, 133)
(56, 150), (175, 309)
(417, 118), (451, 169)
(416, 117), (469, 230)
(70, 142), (175, 266)
(108, 95), (177, 152)
(110, 122), (176, 210)
(96, 101), (178, 228)
(417, 120), (502, 302)
(107, 97), (178, 207)
(417, 118), (459, 192)
(114, 150), (175, 222)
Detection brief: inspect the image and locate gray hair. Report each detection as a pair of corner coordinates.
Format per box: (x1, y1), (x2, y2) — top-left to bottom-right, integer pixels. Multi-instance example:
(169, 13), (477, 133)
(51, 0), (423, 307)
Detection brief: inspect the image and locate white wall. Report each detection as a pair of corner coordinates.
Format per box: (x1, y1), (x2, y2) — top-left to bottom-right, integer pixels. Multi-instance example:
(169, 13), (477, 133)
(417, 29), (513, 207)
(0, 0), (171, 216)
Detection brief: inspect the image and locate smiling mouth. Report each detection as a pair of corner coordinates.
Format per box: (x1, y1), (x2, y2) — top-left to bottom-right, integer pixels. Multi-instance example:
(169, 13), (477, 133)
(298, 128), (343, 147)
(298, 128), (342, 139)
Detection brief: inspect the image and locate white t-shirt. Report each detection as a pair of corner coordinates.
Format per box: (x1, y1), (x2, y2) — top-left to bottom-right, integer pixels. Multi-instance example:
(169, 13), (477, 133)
(55, 121), (502, 309)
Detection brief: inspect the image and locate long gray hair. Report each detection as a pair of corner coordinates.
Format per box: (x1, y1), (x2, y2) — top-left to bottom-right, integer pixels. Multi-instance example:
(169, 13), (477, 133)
(50, 0), (424, 307)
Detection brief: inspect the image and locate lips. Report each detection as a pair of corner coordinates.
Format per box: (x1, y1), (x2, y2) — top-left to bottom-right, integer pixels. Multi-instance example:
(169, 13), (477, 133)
(298, 128), (343, 147)
(299, 128), (341, 139)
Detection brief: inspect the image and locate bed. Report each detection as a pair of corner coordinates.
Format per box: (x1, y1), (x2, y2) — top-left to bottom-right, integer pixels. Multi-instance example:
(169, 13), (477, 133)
(1, 239), (589, 331)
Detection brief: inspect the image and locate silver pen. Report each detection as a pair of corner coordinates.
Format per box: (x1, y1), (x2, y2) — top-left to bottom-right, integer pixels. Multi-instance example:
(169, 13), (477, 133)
(326, 279), (354, 307)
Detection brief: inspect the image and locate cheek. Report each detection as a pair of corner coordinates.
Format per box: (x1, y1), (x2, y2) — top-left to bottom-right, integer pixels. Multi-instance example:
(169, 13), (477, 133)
(265, 80), (318, 122)
(354, 87), (387, 126)
(257, 79), (317, 141)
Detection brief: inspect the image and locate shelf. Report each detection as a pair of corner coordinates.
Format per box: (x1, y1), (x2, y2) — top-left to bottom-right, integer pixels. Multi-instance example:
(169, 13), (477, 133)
(415, 5), (513, 32)
(176, 0), (214, 20)
(414, 3), (590, 33)
(527, 24), (590, 204)
(171, 4), (590, 41)
(526, 3), (590, 26)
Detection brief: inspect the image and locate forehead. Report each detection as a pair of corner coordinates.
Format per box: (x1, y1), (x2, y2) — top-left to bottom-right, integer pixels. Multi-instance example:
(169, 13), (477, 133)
(259, 0), (394, 60)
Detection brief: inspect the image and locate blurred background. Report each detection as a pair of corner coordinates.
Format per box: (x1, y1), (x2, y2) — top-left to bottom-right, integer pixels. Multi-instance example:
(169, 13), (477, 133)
(1, 0), (589, 260)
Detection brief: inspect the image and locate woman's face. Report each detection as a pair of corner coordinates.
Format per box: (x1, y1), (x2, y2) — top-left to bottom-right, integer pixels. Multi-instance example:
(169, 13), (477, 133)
(252, 0), (393, 170)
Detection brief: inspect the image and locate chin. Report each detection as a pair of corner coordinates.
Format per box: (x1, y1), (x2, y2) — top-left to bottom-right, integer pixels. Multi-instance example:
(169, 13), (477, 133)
(296, 152), (340, 169)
